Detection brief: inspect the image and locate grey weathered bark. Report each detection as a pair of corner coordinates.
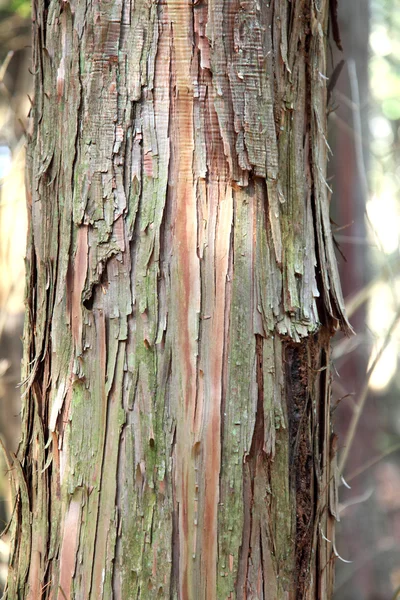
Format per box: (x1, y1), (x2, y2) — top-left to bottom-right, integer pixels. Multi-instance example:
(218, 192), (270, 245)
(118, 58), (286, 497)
(6, 0), (351, 598)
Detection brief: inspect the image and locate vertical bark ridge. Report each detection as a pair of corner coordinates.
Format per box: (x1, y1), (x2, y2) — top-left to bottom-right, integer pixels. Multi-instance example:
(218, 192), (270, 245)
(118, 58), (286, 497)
(7, 0), (349, 598)
(168, 0), (201, 595)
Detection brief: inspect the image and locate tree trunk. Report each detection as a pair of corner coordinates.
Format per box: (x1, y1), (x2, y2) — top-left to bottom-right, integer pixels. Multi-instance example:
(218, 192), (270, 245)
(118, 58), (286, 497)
(6, 0), (351, 598)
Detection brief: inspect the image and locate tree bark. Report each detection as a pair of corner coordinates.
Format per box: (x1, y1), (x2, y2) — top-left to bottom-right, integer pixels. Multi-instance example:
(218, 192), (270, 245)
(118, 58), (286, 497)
(6, 0), (351, 598)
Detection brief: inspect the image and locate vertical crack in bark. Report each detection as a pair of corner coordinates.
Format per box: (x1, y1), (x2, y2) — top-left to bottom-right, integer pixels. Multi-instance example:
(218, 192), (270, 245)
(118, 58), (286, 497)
(285, 342), (314, 598)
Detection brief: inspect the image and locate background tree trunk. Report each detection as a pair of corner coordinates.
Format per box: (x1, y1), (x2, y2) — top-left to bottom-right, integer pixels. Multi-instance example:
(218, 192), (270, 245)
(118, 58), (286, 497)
(327, 2), (373, 599)
(6, 0), (351, 598)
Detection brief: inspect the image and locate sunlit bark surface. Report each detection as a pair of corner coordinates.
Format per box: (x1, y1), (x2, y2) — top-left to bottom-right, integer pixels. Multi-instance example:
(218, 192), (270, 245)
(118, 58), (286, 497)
(6, 0), (351, 598)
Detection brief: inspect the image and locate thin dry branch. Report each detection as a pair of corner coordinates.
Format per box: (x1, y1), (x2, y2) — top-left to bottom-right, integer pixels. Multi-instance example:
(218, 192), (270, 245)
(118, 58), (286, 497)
(339, 309), (400, 475)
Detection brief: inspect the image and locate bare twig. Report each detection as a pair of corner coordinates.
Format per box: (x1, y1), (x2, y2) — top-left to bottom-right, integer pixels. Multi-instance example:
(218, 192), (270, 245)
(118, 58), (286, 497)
(345, 259), (400, 318)
(344, 441), (400, 484)
(339, 310), (400, 475)
(339, 487), (374, 515)
(392, 585), (400, 600)
(0, 51), (14, 84)
(348, 59), (398, 302)
(335, 540), (395, 592)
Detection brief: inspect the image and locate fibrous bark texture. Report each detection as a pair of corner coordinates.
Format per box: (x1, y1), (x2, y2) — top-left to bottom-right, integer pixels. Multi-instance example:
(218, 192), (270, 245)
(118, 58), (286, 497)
(6, 0), (351, 598)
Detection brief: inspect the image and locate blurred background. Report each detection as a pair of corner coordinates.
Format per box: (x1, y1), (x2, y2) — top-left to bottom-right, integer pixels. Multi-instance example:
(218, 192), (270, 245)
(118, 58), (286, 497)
(0, 0), (399, 597)
(0, 0), (30, 591)
(329, 1), (400, 599)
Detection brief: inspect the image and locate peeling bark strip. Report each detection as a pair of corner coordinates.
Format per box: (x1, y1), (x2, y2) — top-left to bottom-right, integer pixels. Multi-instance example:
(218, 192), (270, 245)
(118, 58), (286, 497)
(7, 0), (348, 598)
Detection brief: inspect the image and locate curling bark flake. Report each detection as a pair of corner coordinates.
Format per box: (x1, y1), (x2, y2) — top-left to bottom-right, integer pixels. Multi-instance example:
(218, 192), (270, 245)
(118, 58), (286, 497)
(6, 0), (351, 598)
